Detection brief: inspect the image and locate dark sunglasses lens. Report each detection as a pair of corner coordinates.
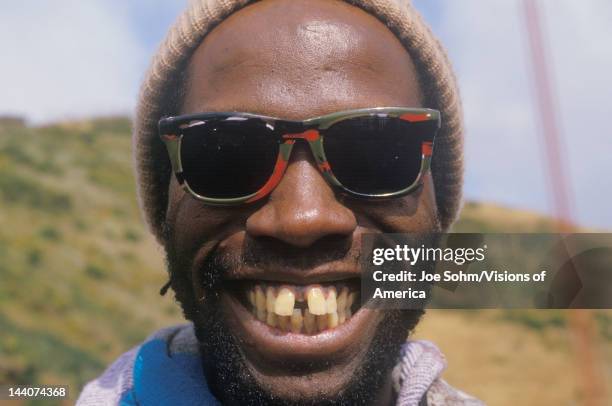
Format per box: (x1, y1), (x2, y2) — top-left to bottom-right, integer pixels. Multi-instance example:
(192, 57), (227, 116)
(180, 118), (279, 199)
(323, 116), (434, 195)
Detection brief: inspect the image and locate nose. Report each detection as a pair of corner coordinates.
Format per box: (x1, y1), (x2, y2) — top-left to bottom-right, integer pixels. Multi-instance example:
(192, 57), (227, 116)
(246, 146), (357, 247)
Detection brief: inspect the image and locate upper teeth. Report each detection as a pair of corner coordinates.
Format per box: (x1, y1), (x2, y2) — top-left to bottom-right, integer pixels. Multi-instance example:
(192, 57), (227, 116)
(255, 286), (266, 322)
(247, 283), (357, 334)
(275, 287), (295, 316)
(326, 287), (337, 313)
(307, 287), (326, 315)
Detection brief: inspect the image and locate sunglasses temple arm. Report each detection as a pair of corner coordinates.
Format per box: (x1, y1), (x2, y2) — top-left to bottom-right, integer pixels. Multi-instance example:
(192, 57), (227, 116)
(161, 135), (184, 181)
(421, 141), (434, 173)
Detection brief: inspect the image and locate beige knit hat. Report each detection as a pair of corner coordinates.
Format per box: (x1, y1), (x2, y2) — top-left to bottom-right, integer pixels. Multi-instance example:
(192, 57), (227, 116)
(134, 0), (464, 243)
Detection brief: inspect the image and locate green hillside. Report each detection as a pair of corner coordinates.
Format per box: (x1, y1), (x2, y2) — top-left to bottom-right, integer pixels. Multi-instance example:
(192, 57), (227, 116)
(0, 118), (180, 401)
(0, 118), (609, 405)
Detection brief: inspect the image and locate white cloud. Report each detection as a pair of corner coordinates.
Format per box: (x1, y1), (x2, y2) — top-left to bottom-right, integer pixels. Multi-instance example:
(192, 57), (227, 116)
(0, 2), (146, 123)
(415, 0), (612, 228)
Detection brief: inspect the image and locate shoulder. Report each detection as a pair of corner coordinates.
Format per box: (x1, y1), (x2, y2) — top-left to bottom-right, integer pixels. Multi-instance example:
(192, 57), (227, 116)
(393, 340), (485, 406)
(76, 324), (195, 406)
(76, 345), (138, 406)
(425, 378), (486, 406)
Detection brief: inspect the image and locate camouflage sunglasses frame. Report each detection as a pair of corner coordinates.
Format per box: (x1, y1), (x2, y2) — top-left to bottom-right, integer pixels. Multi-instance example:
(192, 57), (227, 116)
(159, 107), (440, 205)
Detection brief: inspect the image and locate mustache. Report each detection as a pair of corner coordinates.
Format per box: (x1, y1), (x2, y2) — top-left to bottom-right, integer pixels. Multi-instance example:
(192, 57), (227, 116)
(164, 232), (360, 307)
(189, 235), (359, 294)
(215, 234), (360, 272)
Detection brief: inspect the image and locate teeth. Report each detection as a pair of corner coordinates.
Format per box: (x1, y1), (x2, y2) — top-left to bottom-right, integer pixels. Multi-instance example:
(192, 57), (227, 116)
(248, 290), (257, 316)
(328, 311), (339, 329)
(291, 309), (303, 333)
(274, 287), (295, 316)
(326, 287), (337, 313)
(304, 309), (316, 334)
(337, 287), (347, 323)
(278, 316), (291, 332)
(347, 292), (356, 311)
(316, 315), (328, 331)
(266, 311), (277, 328)
(266, 286), (276, 313)
(307, 287), (327, 315)
(255, 286), (266, 322)
(248, 284), (358, 334)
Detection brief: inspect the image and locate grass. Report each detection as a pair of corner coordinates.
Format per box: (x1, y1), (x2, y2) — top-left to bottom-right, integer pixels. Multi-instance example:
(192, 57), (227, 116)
(0, 172), (72, 212)
(0, 118), (179, 402)
(0, 117), (609, 405)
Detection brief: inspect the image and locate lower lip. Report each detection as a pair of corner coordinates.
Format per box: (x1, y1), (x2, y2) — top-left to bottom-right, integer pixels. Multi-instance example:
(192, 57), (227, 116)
(221, 289), (378, 364)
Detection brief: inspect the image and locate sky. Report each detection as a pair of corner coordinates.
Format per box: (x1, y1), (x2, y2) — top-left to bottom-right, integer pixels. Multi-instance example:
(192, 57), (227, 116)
(1, 1), (611, 229)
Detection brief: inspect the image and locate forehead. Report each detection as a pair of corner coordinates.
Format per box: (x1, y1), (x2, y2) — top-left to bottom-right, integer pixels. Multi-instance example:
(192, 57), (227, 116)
(182, 0), (423, 119)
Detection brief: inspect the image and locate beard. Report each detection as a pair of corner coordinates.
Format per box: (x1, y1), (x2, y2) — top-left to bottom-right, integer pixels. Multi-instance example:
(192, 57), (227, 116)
(164, 238), (424, 405)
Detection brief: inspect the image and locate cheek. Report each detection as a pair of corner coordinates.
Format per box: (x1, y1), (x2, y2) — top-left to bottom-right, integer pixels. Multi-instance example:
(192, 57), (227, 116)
(166, 177), (247, 256)
(350, 174), (439, 233)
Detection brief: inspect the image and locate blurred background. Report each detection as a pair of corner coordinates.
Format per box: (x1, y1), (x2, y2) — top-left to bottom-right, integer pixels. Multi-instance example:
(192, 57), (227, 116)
(0, 1), (610, 405)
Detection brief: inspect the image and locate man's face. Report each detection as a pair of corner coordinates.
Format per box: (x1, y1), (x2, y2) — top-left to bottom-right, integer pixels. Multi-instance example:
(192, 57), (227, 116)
(164, 0), (440, 404)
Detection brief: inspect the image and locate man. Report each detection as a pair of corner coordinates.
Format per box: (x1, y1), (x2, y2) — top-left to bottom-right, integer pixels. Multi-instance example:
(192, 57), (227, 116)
(78, 0), (481, 404)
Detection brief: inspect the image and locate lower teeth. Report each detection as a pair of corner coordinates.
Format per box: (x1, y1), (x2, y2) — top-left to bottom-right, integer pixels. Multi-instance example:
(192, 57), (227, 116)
(247, 283), (357, 334)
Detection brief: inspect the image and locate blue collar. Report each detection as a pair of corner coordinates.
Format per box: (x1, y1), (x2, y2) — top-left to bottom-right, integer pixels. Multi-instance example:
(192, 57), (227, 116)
(120, 338), (220, 406)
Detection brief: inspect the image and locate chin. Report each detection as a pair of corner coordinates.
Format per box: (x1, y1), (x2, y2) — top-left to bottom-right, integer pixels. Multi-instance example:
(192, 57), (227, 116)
(167, 234), (424, 404)
(192, 289), (422, 405)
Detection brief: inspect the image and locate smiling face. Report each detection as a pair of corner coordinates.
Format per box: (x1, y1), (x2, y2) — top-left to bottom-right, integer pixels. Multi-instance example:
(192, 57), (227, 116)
(163, 0), (440, 404)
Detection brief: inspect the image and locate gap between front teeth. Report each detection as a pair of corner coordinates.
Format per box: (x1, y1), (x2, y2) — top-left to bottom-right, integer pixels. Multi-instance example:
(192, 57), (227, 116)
(248, 284), (356, 334)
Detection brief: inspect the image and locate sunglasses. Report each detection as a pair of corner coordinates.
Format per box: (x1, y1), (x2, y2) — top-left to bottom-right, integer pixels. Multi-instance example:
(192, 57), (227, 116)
(159, 107), (440, 205)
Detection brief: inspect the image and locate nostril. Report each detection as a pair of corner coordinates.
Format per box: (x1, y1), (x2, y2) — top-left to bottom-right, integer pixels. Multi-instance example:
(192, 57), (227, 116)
(266, 219), (350, 248)
(246, 202), (357, 248)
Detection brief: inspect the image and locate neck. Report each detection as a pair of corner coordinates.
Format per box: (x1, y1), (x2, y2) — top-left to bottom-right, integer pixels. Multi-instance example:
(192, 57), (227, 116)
(372, 370), (396, 406)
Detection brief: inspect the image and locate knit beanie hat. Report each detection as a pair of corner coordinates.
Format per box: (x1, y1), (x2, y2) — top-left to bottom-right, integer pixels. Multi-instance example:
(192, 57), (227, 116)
(134, 0), (464, 243)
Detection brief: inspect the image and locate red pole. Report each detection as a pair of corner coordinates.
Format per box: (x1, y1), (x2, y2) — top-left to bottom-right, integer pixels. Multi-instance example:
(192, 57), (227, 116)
(522, 0), (573, 223)
(522, 1), (607, 405)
